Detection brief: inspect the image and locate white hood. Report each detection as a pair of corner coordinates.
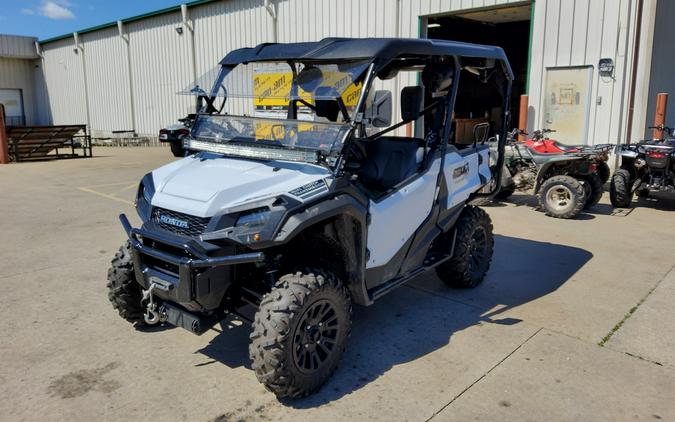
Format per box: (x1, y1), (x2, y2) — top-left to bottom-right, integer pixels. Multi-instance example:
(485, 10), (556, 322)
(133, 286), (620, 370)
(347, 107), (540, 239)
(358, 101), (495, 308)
(150, 156), (332, 217)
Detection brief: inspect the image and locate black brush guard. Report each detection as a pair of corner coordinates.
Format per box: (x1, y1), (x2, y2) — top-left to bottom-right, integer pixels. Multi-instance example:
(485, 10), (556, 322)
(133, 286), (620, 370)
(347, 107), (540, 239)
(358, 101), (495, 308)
(119, 214), (265, 331)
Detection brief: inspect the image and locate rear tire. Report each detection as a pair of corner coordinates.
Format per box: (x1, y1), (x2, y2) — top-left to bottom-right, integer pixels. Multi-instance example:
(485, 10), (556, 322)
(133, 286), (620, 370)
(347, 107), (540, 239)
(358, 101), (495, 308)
(435, 206), (494, 288)
(169, 141), (185, 157)
(107, 241), (145, 324)
(495, 184), (516, 200)
(597, 161), (610, 185)
(582, 174), (604, 209)
(249, 269), (351, 398)
(610, 169), (634, 208)
(537, 175), (586, 219)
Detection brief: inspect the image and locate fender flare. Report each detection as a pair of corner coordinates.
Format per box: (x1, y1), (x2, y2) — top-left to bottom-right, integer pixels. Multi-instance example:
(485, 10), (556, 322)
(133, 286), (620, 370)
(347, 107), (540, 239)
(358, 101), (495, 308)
(273, 194), (371, 306)
(533, 157), (583, 192)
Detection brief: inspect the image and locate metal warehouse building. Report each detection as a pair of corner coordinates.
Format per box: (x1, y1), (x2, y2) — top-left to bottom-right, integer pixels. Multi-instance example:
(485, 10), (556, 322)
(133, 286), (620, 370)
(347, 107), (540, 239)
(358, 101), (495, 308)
(4, 0), (675, 145)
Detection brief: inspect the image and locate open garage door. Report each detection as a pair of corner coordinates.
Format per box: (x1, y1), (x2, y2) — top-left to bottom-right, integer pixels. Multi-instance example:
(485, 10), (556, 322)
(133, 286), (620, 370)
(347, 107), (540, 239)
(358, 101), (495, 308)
(425, 3), (531, 133)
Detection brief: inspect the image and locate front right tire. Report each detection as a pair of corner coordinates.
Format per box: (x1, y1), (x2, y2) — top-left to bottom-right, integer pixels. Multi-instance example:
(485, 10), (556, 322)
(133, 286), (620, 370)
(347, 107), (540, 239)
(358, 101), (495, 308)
(249, 269), (351, 398)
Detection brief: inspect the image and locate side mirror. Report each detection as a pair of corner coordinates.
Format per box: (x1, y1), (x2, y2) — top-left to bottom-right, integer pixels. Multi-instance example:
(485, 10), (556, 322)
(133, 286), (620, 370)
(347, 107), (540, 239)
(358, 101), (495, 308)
(365, 90), (392, 127)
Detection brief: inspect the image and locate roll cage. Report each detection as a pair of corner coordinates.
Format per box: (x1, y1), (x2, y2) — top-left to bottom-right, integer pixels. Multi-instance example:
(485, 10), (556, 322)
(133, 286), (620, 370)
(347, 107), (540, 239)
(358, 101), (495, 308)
(196, 37), (513, 197)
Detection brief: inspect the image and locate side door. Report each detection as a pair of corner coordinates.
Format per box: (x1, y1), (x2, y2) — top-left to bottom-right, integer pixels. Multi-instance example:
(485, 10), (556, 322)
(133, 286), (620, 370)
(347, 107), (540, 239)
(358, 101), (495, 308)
(365, 158), (441, 277)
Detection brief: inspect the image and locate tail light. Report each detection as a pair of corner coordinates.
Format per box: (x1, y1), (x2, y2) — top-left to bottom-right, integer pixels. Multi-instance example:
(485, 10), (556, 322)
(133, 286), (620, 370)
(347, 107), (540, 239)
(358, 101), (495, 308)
(177, 128), (190, 139)
(590, 163), (598, 172)
(648, 151), (666, 159)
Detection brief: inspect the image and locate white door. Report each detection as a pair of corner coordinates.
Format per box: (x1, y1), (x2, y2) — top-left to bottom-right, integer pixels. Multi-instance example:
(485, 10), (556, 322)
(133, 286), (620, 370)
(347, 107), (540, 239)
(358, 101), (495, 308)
(366, 159), (441, 269)
(542, 66), (593, 145)
(0, 89), (25, 126)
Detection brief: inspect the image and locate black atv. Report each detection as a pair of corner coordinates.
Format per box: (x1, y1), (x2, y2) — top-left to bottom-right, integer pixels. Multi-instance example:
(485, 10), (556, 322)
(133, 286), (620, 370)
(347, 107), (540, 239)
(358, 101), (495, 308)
(158, 114), (196, 157)
(611, 124), (675, 207)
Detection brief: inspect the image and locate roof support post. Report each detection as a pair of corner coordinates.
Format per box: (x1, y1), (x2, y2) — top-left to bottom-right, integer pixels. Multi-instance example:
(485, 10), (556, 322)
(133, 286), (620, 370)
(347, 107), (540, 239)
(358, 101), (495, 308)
(118, 20), (137, 136)
(74, 32), (91, 132)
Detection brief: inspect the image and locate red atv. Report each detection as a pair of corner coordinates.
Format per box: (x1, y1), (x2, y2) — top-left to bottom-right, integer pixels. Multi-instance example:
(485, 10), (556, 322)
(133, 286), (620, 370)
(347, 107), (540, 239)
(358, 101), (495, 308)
(519, 129), (611, 184)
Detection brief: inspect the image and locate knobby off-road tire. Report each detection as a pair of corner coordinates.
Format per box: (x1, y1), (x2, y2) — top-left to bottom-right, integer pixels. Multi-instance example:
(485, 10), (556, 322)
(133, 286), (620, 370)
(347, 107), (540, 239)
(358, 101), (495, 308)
(435, 206), (494, 289)
(636, 188), (650, 198)
(169, 141), (185, 157)
(537, 175), (586, 219)
(582, 174), (604, 209)
(597, 161), (611, 185)
(610, 169), (634, 208)
(107, 241), (145, 324)
(249, 270), (352, 398)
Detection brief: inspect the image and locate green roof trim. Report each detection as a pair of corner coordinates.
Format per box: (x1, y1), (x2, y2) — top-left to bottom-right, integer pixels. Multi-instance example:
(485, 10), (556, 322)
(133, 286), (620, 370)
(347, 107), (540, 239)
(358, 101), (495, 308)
(39, 0), (218, 44)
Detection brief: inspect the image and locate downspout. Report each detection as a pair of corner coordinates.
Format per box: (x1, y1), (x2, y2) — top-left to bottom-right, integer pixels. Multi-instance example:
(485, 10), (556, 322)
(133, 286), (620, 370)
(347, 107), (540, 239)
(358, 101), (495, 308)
(181, 4), (198, 86)
(118, 21), (137, 135)
(624, 0), (644, 145)
(264, 0), (278, 43)
(34, 41), (46, 125)
(525, 0), (535, 95)
(74, 32), (91, 131)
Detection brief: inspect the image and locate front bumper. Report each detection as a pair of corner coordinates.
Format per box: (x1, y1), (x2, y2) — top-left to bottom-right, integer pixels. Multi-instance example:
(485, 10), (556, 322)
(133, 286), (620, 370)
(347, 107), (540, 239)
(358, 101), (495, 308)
(119, 214), (265, 312)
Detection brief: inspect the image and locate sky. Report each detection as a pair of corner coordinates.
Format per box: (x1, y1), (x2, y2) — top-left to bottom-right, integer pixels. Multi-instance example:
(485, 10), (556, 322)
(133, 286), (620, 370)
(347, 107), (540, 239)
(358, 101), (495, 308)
(0, 0), (186, 40)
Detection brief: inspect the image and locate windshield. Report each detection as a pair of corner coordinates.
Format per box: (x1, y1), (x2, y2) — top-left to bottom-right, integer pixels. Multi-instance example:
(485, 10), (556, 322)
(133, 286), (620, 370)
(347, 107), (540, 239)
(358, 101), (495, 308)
(187, 60), (371, 163)
(191, 115), (351, 154)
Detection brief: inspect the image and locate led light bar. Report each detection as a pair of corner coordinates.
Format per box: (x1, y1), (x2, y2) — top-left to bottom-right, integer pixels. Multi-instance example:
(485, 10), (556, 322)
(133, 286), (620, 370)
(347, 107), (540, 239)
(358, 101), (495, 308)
(188, 139), (319, 163)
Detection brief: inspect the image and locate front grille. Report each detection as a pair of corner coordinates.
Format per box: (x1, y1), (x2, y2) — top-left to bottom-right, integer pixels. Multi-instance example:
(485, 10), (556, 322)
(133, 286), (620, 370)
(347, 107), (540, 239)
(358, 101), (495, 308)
(152, 207), (210, 238)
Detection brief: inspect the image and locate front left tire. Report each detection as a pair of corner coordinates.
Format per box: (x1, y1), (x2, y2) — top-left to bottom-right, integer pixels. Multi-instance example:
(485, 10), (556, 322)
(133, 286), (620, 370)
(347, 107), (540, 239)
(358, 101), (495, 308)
(537, 175), (586, 219)
(249, 269), (352, 398)
(107, 241), (145, 324)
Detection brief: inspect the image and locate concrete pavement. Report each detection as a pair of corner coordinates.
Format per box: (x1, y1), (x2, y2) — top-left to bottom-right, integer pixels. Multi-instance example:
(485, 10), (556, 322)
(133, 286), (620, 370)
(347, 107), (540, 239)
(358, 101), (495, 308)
(1, 147), (674, 421)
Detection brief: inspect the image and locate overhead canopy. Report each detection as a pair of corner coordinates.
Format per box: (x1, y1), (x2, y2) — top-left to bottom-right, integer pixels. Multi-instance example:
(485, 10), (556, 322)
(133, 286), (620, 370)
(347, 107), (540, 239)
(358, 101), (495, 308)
(220, 38), (514, 79)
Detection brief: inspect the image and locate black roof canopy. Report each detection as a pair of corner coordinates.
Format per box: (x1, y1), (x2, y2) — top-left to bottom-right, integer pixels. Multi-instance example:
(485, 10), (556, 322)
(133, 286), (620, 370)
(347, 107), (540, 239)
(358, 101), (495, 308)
(220, 38), (513, 79)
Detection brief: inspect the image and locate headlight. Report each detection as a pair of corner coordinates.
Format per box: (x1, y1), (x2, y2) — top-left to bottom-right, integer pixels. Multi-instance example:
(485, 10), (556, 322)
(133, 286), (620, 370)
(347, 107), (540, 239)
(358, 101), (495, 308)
(142, 184), (153, 203)
(233, 208), (271, 243)
(135, 173), (155, 222)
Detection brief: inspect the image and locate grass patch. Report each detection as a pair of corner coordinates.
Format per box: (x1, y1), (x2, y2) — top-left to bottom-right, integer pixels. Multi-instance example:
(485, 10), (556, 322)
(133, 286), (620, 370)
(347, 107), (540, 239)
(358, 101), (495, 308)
(598, 305), (639, 346)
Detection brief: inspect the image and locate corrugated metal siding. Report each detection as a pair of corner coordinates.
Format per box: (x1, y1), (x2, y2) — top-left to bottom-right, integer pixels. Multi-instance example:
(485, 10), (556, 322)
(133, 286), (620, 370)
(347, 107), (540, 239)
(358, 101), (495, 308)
(0, 57), (37, 124)
(81, 27), (133, 134)
(645, 0), (675, 139)
(527, 0), (636, 145)
(126, 12), (194, 135)
(40, 38), (88, 126)
(35, 0), (638, 144)
(0, 35), (38, 59)
(192, 0), (272, 76)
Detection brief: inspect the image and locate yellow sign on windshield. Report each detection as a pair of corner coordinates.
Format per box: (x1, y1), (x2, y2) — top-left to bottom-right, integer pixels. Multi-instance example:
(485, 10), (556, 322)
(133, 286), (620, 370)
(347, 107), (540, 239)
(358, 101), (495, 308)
(253, 70), (361, 108)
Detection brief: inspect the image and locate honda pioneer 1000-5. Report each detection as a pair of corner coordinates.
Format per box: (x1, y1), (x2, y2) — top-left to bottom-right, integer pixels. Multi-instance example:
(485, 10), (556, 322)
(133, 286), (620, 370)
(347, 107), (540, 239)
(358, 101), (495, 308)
(107, 38), (513, 398)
